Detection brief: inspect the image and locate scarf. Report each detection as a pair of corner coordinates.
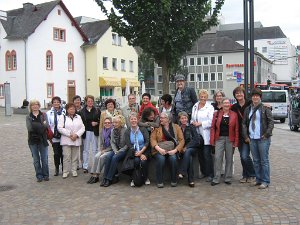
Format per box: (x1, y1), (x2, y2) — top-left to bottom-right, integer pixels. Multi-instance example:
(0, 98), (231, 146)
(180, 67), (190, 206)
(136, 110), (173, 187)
(102, 126), (113, 148)
(131, 127), (140, 151)
(162, 123), (176, 145)
(113, 127), (121, 149)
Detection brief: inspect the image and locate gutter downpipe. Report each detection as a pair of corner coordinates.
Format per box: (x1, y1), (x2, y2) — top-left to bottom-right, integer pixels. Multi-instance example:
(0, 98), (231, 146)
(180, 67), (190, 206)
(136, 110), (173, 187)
(23, 38), (28, 100)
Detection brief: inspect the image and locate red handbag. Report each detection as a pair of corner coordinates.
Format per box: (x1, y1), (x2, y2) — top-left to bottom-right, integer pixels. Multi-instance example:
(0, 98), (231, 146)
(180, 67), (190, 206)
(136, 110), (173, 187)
(42, 113), (53, 140)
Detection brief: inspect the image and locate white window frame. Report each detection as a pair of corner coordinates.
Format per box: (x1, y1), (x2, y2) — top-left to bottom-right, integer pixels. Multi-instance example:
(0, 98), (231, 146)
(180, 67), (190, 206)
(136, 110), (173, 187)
(47, 83), (54, 98)
(203, 57), (208, 65)
(203, 73), (209, 81)
(129, 60), (134, 72)
(217, 72), (223, 81)
(197, 57), (201, 65)
(210, 72), (216, 81)
(112, 33), (117, 45)
(189, 58), (195, 66)
(189, 73), (195, 82)
(103, 57), (108, 69)
(210, 56), (216, 65)
(217, 56), (223, 65)
(112, 58), (117, 70)
(121, 59), (126, 71)
(197, 73), (202, 82)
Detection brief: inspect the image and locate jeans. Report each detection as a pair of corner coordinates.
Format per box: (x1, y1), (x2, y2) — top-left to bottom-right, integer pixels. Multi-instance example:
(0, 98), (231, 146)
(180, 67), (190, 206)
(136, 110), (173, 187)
(238, 140), (255, 178)
(52, 142), (63, 170)
(83, 131), (98, 170)
(154, 153), (177, 184)
(180, 148), (197, 183)
(104, 151), (126, 181)
(134, 157), (149, 182)
(249, 138), (271, 185)
(29, 144), (49, 179)
(202, 145), (214, 178)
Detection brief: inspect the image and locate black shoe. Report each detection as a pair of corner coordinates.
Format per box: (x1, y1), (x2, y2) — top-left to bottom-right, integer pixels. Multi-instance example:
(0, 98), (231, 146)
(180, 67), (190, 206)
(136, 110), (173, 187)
(112, 176), (119, 184)
(87, 176), (94, 184)
(44, 177), (49, 181)
(54, 168), (59, 176)
(83, 169), (88, 173)
(90, 177), (99, 184)
(189, 182), (195, 187)
(100, 179), (106, 187)
(211, 182), (219, 186)
(225, 181), (232, 185)
(37, 178), (43, 182)
(103, 179), (111, 187)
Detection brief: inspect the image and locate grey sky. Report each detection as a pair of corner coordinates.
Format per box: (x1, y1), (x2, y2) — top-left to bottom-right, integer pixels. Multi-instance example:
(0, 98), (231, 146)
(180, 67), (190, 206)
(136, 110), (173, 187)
(0, 0), (299, 46)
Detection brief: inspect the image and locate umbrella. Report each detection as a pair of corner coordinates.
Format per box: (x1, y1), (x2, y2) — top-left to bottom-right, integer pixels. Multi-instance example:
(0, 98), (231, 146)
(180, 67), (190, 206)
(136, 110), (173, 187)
(141, 81), (146, 95)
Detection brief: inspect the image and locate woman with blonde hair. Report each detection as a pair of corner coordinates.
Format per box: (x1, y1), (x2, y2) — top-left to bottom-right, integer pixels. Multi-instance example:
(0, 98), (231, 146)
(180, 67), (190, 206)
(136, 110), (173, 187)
(191, 89), (215, 182)
(26, 100), (50, 182)
(101, 115), (128, 187)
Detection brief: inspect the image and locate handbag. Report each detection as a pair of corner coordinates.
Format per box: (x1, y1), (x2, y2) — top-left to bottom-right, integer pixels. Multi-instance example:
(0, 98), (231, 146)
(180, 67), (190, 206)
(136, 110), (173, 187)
(132, 163), (144, 187)
(121, 149), (135, 175)
(157, 141), (175, 151)
(46, 127), (54, 140)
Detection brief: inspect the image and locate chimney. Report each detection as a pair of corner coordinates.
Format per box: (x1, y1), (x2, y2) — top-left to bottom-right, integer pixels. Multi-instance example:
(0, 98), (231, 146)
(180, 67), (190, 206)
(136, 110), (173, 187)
(23, 3), (34, 10)
(0, 10), (7, 21)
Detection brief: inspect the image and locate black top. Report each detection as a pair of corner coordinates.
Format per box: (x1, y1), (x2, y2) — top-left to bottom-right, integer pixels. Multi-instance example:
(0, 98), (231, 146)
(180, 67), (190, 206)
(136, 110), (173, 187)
(231, 100), (252, 137)
(219, 116), (229, 136)
(79, 107), (101, 137)
(26, 111), (49, 146)
(211, 102), (222, 111)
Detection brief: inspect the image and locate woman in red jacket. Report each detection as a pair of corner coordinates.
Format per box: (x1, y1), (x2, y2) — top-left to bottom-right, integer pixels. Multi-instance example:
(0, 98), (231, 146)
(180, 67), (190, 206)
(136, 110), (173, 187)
(210, 97), (239, 186)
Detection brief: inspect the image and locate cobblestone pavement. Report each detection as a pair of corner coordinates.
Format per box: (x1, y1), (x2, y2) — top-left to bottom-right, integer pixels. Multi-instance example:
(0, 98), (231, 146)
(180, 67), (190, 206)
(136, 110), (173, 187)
(0, 109), (299, 225)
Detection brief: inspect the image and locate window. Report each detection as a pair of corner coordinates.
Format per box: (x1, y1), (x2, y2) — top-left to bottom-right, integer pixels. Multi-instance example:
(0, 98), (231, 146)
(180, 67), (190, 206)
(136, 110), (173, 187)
(5, 51), (11, 71)
(189, 58), (195, 66)
(129, 60), (134, 72)
(58, 9), (61, 15)
(197, 73), (202, 82)
(53, 28), (66, 41)
(158, 90), (163, 95)
(197, 57), (201, 65)
(210, 90), (215, 95)
(158, 75), (162, 82)
(217, 56), (223, 64)
(121, 59), (126, 71)
(262, 47), (267, 53)
(182, 58), (187, 66)
(204, 73), (209, 81)
(0, 84), (4, 98)
(103, 57), (108, 69)
(210, 73), (216, 81)
(112, 33), (117, 45)
(68, 53), (74, 71)
(112, 58), (117, 70)
(189, 73), (195, 82)
(47, 83), (54, 98)
(217, 73), (223, 81)
(118, 36), (122, 46)
(210, 56), (216, 65)
(46, 50), (53, 70)
(203, 57), (208, 65)
(11, 50), (17, 70)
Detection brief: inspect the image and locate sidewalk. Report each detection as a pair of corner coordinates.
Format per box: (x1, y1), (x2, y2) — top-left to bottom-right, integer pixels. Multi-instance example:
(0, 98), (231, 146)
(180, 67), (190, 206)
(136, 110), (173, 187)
(0, 109), (299, 225)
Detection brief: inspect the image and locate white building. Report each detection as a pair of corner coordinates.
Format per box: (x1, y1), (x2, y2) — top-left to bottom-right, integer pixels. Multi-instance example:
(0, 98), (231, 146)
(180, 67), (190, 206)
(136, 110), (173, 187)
(217, 24), (297, 84)
(0, 1), (88, 107)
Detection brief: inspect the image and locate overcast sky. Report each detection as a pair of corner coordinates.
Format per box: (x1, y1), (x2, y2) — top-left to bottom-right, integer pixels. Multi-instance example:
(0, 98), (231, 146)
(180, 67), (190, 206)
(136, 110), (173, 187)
(0, 0), (299, 46)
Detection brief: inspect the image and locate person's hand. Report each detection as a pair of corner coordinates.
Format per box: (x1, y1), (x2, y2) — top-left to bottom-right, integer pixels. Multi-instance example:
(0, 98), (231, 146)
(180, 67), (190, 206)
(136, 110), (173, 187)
(158, 147), (166, 155)
(245, 138), (250, 143)
(167, 149), (177, 155)
(140, 154), (147, 161)
(150, 127), (154, 132)
(135, 151), (142, 157)
(91, 121), (98, 127)
(192, 121), (202, 127)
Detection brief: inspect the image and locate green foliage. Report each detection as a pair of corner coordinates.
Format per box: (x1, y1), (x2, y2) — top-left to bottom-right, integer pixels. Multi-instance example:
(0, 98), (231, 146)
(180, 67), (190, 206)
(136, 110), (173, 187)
(95, 0), (225, 92)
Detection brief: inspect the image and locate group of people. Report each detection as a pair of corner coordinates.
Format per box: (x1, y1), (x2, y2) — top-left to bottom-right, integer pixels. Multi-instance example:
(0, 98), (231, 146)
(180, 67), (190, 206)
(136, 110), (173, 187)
(26, 74), (274, 189)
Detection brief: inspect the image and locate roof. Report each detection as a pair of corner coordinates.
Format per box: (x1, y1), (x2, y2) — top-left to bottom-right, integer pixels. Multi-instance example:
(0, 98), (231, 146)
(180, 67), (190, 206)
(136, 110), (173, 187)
(217, 26), (287, 41)
(187, 34), (244, 55)
(1, 0), (87, 41)
(80, 20), (110, 46)
(219, 22), (263, 31)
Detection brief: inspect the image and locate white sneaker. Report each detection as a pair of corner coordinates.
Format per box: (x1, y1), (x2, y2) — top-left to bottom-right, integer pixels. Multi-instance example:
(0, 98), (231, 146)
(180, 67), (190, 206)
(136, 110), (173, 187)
(62, 172), (69, 179)
(145, 178), (150, 185)
(130, 180), (135, 187)
(72, 171), (78, 177)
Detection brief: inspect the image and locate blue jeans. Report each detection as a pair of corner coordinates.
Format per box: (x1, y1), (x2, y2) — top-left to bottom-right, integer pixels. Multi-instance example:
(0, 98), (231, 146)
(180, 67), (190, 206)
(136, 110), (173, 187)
(249, 138), (271, 185)
(238, 140), (255, 178)
(104, 151), (126, 181)
(154, 153), (177, 184)
(180, 148), (197, 183)
(134, 157), (149, 181)
(29, 144), (49, 179)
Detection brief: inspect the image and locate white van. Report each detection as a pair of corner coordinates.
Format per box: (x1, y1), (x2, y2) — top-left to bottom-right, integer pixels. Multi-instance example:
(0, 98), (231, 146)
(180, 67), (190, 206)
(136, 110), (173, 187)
(261, 90), (289, 123)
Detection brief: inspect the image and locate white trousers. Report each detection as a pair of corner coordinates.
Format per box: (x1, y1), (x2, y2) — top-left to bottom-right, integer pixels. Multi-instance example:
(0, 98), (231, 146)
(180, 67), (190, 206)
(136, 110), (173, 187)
(83, 131), (98, 170)
(63, 145), (80, 173)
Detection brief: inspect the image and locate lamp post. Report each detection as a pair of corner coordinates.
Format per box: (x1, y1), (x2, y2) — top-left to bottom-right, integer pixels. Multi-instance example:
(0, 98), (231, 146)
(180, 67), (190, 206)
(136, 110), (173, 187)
(138, 71), (144, 95)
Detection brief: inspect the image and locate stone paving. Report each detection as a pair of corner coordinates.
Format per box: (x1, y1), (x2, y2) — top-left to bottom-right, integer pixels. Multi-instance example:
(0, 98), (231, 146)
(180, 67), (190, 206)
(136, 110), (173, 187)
(0, 109), (300, 225)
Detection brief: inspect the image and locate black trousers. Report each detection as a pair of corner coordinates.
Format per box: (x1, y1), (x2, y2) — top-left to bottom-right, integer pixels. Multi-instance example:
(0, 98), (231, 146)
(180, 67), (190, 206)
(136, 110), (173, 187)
(52, 142), (63, 169)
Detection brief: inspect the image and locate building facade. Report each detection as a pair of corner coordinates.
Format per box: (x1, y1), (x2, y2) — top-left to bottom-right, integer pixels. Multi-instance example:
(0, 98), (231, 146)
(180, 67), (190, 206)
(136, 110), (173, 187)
(79, 19), (139, 99)
(0, 1), (87, 107)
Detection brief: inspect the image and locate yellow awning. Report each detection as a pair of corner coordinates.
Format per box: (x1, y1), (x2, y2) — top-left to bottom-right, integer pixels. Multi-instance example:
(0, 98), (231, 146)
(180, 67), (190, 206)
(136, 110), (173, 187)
(99, 77), (121, 87)
(121, 78), (140, 88)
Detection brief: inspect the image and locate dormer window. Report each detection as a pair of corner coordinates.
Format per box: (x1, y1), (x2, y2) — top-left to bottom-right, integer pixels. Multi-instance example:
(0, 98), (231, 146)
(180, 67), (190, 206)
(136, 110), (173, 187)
(53, 28), (66, 41)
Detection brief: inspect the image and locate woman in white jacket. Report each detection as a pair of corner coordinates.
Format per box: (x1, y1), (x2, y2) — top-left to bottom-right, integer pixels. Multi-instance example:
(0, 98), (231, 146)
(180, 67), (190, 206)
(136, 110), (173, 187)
(58, 103), (85, 178)
(190, 89), (215, 182)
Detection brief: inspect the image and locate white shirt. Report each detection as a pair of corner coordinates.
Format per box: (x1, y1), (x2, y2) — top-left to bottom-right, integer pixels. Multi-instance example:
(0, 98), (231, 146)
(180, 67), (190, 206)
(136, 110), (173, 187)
(191, 102), (214, 145)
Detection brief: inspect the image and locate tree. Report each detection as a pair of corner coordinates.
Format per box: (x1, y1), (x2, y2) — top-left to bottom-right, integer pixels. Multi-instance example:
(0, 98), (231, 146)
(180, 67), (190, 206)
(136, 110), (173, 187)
(95, 0), (224, 93)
